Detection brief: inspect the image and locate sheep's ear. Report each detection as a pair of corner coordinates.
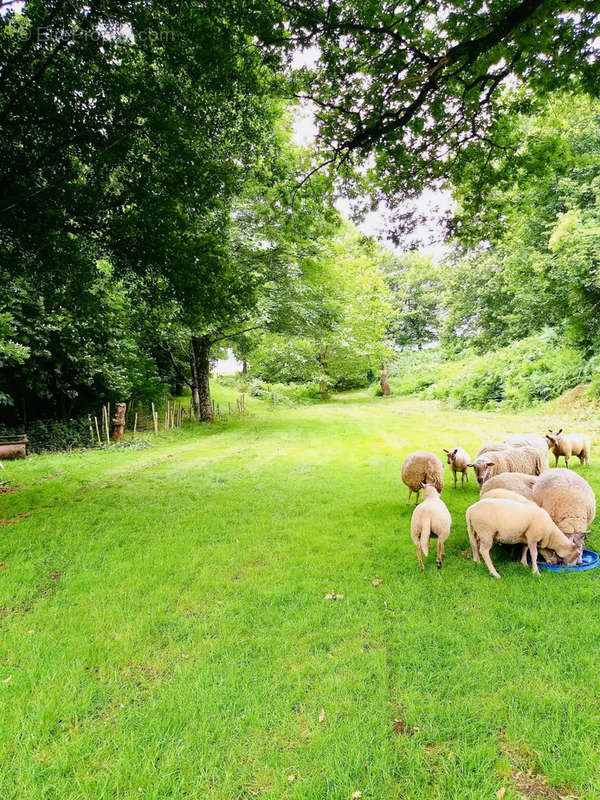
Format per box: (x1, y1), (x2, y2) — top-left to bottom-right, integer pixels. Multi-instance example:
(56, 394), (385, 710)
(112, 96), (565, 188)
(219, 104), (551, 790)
(451, 448), (458, 456)
(485, 461), (494, 467)
(443, 448), (450, 454)
(557, 428), (563, 435)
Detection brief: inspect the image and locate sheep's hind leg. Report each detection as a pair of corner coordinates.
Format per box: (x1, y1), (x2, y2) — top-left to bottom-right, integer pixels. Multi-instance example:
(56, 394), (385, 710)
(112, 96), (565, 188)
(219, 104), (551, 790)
(406, 488), (412, 505)
(467, 523), (481, 563)
(528, 539), (540, 576)
(520, 544), (529, 567)
(436, 537), (444, 569)
(479, 543), (501, 579)
(416, 544), (424, 570)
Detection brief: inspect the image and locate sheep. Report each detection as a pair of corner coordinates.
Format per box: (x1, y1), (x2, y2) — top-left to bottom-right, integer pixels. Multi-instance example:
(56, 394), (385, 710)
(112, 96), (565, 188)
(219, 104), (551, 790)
(545, 429), (591, 468)
(477, 441), (510, 457)
(480, 488), (535, 504)
(479, 473), (537, 500)
(401, 451), (444, 505)
(466, 498), (580, 578)
(533, 468), (595, 537)
(410, 483), (452, 570)
(443, 447), (471, 488)
(504, 433), (549, 452)
(468, 446), (547, 488)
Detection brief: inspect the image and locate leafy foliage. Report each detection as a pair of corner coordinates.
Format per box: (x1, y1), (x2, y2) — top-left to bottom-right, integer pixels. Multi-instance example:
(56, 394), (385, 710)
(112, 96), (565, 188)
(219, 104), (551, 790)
(386, 330), (590, 409)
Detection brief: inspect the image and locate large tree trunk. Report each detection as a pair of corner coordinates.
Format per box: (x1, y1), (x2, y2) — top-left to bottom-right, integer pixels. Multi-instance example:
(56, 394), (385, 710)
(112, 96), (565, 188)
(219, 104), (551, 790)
(380, 362), (391, 396)
(190, 334), (213, 422)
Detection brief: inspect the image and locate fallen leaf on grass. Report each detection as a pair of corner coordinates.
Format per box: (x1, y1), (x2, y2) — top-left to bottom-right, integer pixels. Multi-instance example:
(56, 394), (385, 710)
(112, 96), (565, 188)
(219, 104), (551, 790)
(0, 563), (5, 570)
(460, 550), (471, 559)
(351, 792), (362, 799)
(324, 592), (344, 600)
(318, 708), (325, 723)
(2, 675), (12, 683)
(287, 775), (295, 782)
(372, 578), (383, 586)
(496, 788), (506, 800)
(393, 717), (405, 734)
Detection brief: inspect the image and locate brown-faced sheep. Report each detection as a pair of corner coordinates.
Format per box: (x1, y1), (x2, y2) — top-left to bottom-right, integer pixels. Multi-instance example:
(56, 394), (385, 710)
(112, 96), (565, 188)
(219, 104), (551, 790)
(545, 429), (591, 467)
(402, 451), (444, 505)
(443, 447), (471, 488)
(480, 473), (537, 500)
(468, 446), (547, 487)
(410, 483), (452, 570)
(466, 498), (579, 578)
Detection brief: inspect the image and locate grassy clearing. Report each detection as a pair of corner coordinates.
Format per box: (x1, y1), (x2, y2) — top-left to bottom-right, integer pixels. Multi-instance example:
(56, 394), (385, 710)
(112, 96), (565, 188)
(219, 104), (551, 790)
(1, 391), (599, 800)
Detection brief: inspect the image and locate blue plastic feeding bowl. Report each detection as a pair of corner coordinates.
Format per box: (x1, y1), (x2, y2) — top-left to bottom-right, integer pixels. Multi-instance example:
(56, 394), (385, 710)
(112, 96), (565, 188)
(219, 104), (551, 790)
(537, 549), (600, 573)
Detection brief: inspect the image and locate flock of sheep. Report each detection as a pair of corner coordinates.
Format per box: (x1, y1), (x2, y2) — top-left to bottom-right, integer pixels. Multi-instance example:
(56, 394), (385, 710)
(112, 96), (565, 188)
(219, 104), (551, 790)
(402, 429), (595, 578)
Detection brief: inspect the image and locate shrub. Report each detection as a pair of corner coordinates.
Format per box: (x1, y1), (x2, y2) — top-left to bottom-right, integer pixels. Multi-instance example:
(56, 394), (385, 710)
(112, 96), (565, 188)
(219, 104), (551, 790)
(387, 329), (592, 410)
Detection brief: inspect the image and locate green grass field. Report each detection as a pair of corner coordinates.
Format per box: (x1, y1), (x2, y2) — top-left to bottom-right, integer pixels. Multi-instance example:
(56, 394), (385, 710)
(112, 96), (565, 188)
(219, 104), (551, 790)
(1, 391), (599, 800)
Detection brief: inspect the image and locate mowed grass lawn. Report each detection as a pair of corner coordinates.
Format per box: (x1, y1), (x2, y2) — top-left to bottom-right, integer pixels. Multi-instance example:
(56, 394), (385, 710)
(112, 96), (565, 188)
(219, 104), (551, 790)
(1, 391), (600, 800)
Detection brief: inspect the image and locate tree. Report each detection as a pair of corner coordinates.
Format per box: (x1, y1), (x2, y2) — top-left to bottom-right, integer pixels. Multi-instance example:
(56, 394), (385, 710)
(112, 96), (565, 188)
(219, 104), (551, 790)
(384, 254), (442, 349)
(284, 0), (600, 222)
(249, 225), (394, 390)
(443, 91), (600, 353)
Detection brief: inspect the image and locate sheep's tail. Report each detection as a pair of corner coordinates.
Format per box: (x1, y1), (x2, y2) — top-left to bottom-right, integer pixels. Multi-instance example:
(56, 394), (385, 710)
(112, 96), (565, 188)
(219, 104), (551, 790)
(466, 510), (479, 558)
(420, 516), (431, 557)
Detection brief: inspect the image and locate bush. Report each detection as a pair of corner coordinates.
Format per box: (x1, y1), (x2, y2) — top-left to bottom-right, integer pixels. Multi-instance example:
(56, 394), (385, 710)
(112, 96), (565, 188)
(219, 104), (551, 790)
(387, 330), (592, 410)
(247, 378), (322, 405)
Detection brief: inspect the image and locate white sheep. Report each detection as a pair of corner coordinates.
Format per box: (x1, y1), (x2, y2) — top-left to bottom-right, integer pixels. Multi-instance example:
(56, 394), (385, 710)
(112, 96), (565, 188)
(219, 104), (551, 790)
(401, 451), (444, 505)
(504, 433), (549, 452)
(466, 498), (580, 578)
(479, 473), (537, 500)
(410, 483), (452, 570)
(443, 447), (471, 488)
(468, 446), (547, 487)
(545, 429), (591, 468)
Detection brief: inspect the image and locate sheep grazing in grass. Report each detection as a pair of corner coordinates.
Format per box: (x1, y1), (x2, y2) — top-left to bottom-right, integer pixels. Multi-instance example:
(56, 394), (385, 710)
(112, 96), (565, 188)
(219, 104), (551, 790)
(477, 441), (510, 457)
(443, 447), (471, 488)
(410, 483), (452, 570)
(480, 473), (537, 500)
(532, 468), (595, 552)
(466, 498), (580, 578)
(545, 429), (591, 468)
(402, 451), (444, 505)
(468, 446), (547, 488)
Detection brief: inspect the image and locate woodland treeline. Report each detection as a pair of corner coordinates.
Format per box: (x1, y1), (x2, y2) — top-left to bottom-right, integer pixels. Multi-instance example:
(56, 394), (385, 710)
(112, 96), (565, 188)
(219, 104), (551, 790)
(1, 0), (599, 427)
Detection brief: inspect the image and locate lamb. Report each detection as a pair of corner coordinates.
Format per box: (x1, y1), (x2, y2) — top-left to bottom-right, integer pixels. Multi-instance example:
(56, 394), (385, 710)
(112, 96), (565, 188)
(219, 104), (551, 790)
(410, 483), (452, 570)
(479, 473), (537, 500)
(545, 429), (591, 468)
(401, 451), (444, 505)
(443, 447), (471, 488)
(466, 498), (580, 578)
(468, 446), (547, 487)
